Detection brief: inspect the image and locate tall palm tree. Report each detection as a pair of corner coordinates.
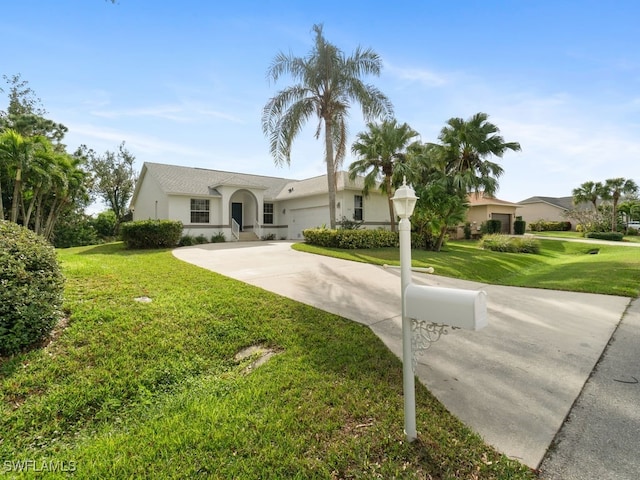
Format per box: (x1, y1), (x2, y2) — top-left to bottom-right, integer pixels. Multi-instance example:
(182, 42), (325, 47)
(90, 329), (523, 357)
(437, 112), (521, 195)
(603, 177), (639, 232)
(349, 119), (419, 231)
(572, 181), (604, 211)
(262, 24), (393, 228)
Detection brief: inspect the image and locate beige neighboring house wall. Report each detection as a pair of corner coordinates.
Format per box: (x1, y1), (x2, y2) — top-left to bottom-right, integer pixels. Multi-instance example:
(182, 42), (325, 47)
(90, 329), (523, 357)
(516, 196), (576, 230)
(130, 162), (390, 241)
(452, 192), (519, 238)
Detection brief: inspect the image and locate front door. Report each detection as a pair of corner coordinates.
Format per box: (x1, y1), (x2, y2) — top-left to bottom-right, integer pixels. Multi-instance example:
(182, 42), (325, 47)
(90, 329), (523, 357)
(231, 202), (243, 231)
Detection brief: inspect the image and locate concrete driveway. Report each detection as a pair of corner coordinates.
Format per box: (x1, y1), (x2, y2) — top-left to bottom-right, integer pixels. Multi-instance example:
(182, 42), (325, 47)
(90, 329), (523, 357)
(173, 240), (631, 470)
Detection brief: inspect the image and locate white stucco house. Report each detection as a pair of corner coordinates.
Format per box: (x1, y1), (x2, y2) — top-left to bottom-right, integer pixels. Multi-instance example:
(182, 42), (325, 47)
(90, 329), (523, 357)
(130, 162), (391, 241)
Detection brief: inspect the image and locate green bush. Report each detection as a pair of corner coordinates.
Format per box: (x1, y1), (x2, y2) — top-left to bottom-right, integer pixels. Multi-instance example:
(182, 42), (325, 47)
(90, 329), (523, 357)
(211, 232), (226, 243)
(514, 219), (526, 235)
(529, 220), (572, 232)
(0, 221), (65, 356)
(194, 234), (209, 244)
(120, 220), (183, 249)
(483, 219), (502, 234)
(302, 228), (398, 249)
(411, 231), (438, 250)
(585, 231), (624, 241)
(480, 234), (540, 253)
(179, 235), (196, 247)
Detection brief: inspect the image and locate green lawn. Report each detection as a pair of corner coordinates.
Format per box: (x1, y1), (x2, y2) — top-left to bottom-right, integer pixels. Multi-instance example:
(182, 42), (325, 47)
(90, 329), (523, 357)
(294, 238), (640, 297)
(0, 243), (534, 479)
(531, 230), (640, 243)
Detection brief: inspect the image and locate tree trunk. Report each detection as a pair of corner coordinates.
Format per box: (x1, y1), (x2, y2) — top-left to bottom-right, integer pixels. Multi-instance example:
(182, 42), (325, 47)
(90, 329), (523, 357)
(324, 116), (337, 229)
(434, 225), (447, 252)
(0, 182), (4, 220)
(10, 168), (22, 223)
(385, 175), (396, 232)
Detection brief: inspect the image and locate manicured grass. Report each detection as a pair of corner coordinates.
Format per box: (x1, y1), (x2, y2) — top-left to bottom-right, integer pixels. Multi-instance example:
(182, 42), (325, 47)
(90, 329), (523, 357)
(0, 243), (534, 479)
(294, 239), (640, 297)
(532, 230), (640, 243)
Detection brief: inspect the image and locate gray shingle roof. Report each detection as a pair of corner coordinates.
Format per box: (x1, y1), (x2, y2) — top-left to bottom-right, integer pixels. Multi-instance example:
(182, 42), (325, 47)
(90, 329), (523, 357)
(142, 162), (294, 200)
(138, 163), (371, 202)
(518, 196), (575, 210)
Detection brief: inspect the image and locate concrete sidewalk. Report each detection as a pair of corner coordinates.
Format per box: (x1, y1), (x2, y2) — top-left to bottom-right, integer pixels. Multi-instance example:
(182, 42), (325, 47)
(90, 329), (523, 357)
(173, 241), (630, 469)
(538, 299), (640, 479)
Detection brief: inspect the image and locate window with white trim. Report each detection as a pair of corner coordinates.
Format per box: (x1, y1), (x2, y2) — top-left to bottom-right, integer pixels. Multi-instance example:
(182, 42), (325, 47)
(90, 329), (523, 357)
(190, 199), (210, 223)
(354, 195), (363, 221)
(263, 203), (274, 224)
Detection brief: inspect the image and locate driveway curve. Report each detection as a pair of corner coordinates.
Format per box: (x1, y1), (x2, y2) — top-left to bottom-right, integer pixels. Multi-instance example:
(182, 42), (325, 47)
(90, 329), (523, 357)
(173, 240), (630, 470)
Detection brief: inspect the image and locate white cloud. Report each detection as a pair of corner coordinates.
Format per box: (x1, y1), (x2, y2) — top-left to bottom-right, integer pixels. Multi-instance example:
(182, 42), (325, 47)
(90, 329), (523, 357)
(384, 62), (449, 87)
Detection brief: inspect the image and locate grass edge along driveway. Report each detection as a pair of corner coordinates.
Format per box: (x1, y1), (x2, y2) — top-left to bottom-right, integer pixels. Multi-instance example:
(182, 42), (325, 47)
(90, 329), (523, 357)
(293, 238), (640, 298)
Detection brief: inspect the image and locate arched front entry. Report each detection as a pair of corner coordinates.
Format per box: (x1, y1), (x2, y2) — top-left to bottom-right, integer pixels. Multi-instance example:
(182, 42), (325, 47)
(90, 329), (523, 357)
(229, 189), (259, 236)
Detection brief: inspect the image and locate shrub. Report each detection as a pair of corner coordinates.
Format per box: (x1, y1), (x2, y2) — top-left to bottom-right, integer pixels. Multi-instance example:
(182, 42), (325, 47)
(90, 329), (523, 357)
(625, 228), (638, 236)
(194, 234), (209, 244)
(337, 216), (364, 230)
(585, 232), (624, 241)
(529, 220), (572, 232)
(463, 223), (472, 240)
(261, 233), (276, 241)
(480, 234), (540, 253)
(211, 232), (226, 243)
(411, 231), (438, 250)
(514, 219), (526, 235)
(179, 235), (196, 247)
(482, 220), (502, 234)
(120, 220), (183, 249)
(302, 228), (398, 249)
(0, 221), (65, 356)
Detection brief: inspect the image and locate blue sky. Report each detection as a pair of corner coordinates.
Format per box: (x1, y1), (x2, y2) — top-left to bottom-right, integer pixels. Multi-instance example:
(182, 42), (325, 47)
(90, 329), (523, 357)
(2, 1), (639, 208)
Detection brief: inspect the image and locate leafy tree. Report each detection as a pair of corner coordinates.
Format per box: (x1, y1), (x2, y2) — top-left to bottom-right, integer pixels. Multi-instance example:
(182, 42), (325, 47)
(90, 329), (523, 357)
(349, 119), (419, 231)
(85, 142), (136, 225)
(402, 114), (520, 251)
(602, 177), (639, 232)
(262, 24), (393, 228)
(572, 181), (604, 211)
(408, 143), (469, 251)
(435, 112), (521, 196)
(0, 74), (68, 146)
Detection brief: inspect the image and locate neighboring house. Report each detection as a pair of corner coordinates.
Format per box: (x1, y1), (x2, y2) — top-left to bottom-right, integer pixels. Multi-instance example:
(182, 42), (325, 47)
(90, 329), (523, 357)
(130, 162), (391, 240)
(516, 196), (577, 230)
(452, 192), (519, 238)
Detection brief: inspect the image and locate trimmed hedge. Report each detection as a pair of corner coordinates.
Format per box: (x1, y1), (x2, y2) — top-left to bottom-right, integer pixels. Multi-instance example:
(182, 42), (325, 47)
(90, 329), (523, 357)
(303, 228), (399, 249)
(120, 220), (183, 249)
(585, 232), (624, 241)
(529, 220), (572, 232)
(0, 221), (65, 356)
(514, 219), (526, 235)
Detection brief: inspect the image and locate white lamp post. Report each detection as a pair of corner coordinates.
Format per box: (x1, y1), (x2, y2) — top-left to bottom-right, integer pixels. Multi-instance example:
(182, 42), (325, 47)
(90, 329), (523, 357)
(391, 177), (419, 442)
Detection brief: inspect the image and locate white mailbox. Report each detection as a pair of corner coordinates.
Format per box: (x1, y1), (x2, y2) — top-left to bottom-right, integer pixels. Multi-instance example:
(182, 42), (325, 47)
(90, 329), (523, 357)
(404, 284), (487, 330)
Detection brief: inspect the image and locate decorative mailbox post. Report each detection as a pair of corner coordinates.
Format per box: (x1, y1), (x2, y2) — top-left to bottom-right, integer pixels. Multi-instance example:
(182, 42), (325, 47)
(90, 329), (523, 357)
(391, 178), (488, 442)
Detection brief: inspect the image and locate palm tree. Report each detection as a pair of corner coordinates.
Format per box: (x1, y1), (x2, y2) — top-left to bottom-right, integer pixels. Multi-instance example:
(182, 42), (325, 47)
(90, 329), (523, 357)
(0, 129), (48, 223)
(572, 181), (603, 211)
(602, 177), (639, 232)
(262, 24), (393, 228)
(349, 119), (419, 231)
(437, 112), (521, 195)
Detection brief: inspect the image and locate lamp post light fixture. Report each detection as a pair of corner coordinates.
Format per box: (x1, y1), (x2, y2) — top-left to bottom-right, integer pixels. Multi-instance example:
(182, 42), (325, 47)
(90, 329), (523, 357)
(391, 177), (419, 442)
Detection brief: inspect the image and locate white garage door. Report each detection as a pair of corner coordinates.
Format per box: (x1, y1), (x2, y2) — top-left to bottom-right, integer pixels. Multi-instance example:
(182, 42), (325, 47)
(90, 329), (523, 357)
(290, 206), (330, 239)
